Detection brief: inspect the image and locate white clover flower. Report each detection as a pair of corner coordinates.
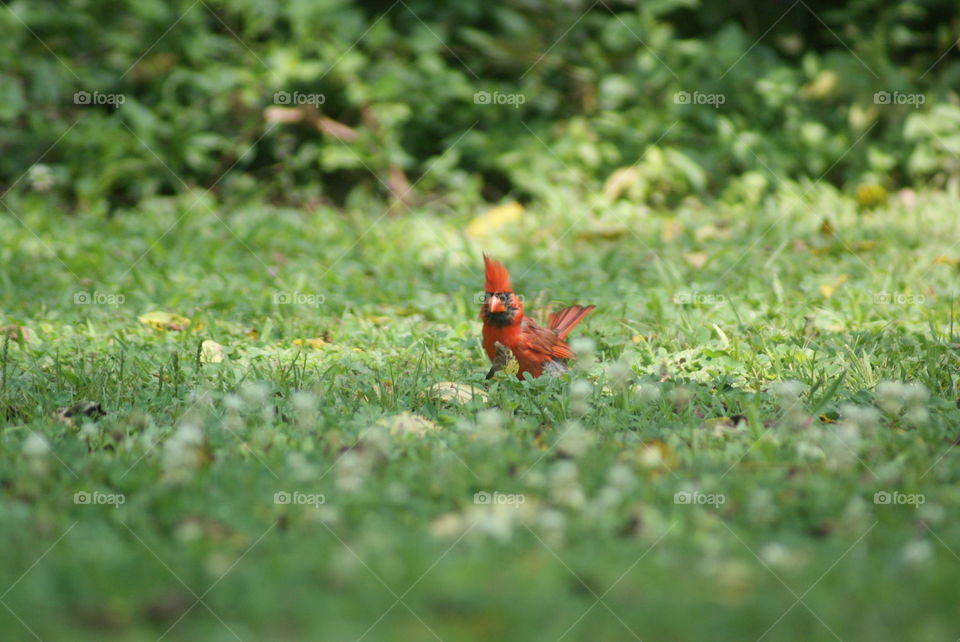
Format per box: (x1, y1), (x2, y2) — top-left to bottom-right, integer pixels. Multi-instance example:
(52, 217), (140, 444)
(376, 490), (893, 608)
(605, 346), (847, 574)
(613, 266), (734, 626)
(538, 508), (566, 539)
(843, 496), (869, 528)
(556, 421), (594, 457)
(162, 421), (207, 479)
(550, 461), (586, 508)
(900, 539), (933, 567)
(569, 379), (592, 417)
(569, 337), (595, 360)
(285, 452), (317, 481)
(759, 542), (801, 570)
(23, 433), (49, 457)
(839, 403), (881, 429)
(292, 391), (319, 430)
(29, 164), (54, 192)
(477, 408), (503, 432)
(222, 394), (243, 412)
(902, 383), (929, 406)
(606, 360), (633, 390)
(292, 391), (318, 413)
(748, 489), (776, 524)
(569, 379), (592, 401)
(239, 381), (270, 405)
(903, 406), (930, 427)
(472, 504), (517, 541)
(551, 460), (579, 484)
(335, 451), (369, 494)
(771, 380), (803, 403)
(606, 463), (635, 490)
(595, 485), (622, 507)
(634, 382), (661, 403)
(876, 381), (906, 414)
(80, 423), (99, 441)
(795, 439), (826, 461)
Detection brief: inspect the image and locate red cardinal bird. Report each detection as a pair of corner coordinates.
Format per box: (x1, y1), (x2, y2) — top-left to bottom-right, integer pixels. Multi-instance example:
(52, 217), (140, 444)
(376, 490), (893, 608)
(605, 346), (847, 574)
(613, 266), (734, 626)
(480, 254), (595, 380)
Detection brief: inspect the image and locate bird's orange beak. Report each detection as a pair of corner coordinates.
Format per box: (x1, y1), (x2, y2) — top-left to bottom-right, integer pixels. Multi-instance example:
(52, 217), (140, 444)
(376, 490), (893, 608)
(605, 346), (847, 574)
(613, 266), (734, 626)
(487, 295), (504, 313)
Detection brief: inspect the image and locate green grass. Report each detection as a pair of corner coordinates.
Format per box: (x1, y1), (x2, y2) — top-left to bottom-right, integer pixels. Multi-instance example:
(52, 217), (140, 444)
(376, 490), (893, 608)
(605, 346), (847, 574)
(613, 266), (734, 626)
(2, 184), (960, 641)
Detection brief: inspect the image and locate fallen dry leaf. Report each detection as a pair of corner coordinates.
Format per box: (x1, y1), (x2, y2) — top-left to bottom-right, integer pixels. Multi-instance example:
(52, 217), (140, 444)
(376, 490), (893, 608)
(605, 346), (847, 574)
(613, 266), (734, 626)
(683, 252), (709, 269)
(430, 382), (489, 405)
(378, 411), (441, 438)
(138, 311), (190, 331)
(819, 274), (849, 299)
(0, 325), (35, 343)
(200, 340), (224, 364)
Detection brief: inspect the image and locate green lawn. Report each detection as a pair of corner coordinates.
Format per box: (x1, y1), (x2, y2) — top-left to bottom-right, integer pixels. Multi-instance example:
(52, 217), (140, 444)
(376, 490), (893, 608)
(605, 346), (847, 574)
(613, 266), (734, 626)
(2, 184), (959, 641)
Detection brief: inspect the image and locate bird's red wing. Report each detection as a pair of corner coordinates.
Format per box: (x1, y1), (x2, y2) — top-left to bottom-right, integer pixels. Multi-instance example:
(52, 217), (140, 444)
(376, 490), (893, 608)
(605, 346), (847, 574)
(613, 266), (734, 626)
(518, 318), (573, 361)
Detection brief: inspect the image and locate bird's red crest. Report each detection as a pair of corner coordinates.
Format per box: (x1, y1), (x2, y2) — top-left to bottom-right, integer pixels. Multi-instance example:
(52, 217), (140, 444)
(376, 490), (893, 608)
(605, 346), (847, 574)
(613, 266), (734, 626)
(483, 254), (511, 292)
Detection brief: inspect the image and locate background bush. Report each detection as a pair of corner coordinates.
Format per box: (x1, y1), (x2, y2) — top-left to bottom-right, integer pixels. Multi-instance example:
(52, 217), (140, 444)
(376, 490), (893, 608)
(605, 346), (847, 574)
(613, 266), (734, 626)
(2, 0), (959, 216)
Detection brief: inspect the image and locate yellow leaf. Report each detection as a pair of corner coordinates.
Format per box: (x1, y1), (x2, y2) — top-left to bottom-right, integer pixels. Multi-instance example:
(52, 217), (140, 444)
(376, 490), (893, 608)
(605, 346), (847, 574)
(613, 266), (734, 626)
(935, 256), (960, 267)
(138, 311), (190, 332)
(293, 338), (327, 349)
(603, 166), (640, 201)
(429, 382), (489, 404)
(684, 251), (709, 268)
(694, 224), (732, 242)
(856, 184), (887, 210)
(661, 219), (683, 242)
(465, 202), (523, 238)
(800, 69), (838, 99)
(200, 340), (224, 364)
(819, 274), (849, 299)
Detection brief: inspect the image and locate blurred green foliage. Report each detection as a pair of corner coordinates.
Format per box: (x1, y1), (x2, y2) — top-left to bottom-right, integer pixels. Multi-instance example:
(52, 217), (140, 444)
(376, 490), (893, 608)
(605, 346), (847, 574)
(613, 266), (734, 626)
(2, 0), (959, 215)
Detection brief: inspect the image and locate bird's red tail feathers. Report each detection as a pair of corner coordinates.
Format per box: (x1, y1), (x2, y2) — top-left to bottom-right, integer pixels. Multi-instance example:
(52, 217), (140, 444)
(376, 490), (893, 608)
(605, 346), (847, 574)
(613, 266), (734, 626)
(547, 304), (595, 339)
